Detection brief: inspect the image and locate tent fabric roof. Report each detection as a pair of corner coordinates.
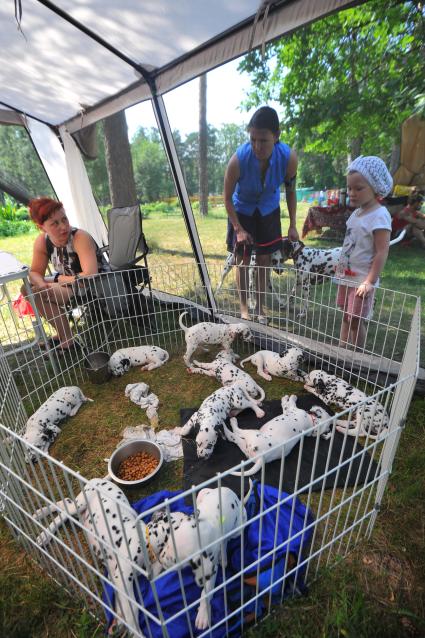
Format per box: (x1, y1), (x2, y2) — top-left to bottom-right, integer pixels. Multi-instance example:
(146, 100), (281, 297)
(1, 0), (363, 131)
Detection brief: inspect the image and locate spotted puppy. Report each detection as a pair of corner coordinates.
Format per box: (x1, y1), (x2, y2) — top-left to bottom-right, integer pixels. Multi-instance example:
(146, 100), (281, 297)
(109, 345), (169, 376)
(179, 311), (252, 367)
(304, 370), (389, 439)
(223, 394), (331, 477)
(23, 386), (92, 463)
(33, 478), (148, 637)
(174, 382), (265, 459)
(240, 346), (306, 382)
(189, 351), (265, 401)
(146, 483), (252, 630)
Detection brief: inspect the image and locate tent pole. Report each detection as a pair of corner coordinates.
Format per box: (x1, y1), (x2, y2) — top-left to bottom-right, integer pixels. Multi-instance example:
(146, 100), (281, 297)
(151, 94), (217, 316)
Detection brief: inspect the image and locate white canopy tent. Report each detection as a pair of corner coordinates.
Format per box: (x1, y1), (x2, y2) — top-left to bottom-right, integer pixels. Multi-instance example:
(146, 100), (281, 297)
(0, 0), (365, 298)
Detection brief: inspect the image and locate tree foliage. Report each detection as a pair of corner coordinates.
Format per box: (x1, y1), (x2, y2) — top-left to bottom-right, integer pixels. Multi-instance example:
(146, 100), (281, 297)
(239, 0), (425, 164)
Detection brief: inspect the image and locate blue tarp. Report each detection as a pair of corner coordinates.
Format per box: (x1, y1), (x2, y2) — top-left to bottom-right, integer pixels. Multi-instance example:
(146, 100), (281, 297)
(104, 483), (313, 637)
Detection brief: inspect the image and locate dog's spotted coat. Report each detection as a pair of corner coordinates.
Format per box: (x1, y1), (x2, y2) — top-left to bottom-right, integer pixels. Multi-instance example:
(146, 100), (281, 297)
(223, 394), (332, 476)
(240, 346), (306, 382)
(146, 484), (250, 630)
(174, 382), (265, 459)
(189, 350), (265, 401)
(23, 386), (92, 463)
(33, 478), (149, 637)
(179, 311), (252, 366)
(109, 345), (169, 376)
(304, 370), (389, 439)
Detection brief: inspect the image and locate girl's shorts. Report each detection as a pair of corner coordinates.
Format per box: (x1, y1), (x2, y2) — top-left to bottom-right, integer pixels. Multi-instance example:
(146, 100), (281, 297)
(337, 284), (375, 320)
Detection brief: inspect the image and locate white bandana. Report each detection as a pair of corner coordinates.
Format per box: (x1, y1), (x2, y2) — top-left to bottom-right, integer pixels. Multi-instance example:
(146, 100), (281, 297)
(347, 156), (393, 197)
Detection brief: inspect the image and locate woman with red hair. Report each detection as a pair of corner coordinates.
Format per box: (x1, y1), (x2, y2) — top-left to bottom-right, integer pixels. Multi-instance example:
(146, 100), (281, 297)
(26, 197), (108, 352)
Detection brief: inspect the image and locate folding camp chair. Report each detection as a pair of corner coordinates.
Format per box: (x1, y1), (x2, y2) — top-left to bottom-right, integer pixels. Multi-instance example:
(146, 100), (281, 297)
(69, 206), (155, 351)
(92, 205), (154, 324)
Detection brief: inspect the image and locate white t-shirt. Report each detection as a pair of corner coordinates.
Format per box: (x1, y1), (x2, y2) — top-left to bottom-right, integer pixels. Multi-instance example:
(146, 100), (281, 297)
(335, 205), (392, 286)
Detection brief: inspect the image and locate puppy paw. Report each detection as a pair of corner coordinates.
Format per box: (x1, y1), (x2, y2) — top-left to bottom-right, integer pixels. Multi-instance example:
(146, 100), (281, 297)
(195, 604), (210, 630)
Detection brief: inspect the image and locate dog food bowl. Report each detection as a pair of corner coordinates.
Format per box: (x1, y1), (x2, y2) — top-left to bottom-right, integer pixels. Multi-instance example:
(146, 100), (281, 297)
(84, 351), (111, 384)
(108, 439), (163, 487)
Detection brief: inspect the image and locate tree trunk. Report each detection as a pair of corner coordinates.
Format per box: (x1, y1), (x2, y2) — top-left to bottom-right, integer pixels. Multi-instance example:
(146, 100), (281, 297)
(198, 74), (208, 217)
(389, 142), (400, 175)
(348, 138), (362, 164)
(0, 172), (31, 204)
(103, 112), (137, 208)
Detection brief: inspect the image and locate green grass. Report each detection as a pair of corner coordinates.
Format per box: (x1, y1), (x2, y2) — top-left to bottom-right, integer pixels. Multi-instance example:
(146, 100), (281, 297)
(0, 204), (424, 637)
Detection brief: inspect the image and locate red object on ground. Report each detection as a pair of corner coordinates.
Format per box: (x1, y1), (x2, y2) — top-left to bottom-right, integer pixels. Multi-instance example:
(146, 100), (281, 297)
(12, 293), (35, 317)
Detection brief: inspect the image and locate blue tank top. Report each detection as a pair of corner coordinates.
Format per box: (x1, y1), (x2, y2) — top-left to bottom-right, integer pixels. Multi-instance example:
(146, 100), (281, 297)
(232, 141), (291, 216)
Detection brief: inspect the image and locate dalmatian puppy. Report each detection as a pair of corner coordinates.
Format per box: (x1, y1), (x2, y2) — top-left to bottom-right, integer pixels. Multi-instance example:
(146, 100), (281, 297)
(223, 394), (332, 477)
(23, 386), (93, 463)
(33, 478), (148, 637)
(279, 234), (406, 317)
(179, 311), (252, 367)
(240, 346), (306, 382)
(189, 351), (265, 402)
(174, 382), (265, 459)
(146, 482), (252, 630)
(109, 345), (169, 376)
(304, 370), (389, 439)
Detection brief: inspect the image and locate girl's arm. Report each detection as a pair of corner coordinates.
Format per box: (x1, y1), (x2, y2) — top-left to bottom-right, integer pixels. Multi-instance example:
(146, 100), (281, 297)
(356, 229), (390, 297)
(224, 154), (252, 245)
(284, 149), (299, 241)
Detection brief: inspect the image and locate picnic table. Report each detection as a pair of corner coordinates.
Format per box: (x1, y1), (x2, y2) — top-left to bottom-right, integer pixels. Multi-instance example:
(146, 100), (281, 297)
(302, 204), (355, 238)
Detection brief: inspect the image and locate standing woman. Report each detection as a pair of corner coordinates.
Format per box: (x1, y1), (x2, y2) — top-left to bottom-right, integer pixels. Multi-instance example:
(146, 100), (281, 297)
(224, 106), (299, 322)
(26, 197), (109, 353)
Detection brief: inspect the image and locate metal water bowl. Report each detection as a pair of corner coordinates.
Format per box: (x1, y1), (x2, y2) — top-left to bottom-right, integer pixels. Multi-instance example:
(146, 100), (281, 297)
(84, 351), (111, 384)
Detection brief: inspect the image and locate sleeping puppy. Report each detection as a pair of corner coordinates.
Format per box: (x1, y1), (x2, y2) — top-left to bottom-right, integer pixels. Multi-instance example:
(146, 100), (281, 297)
(240, 346), (306, 382)
(33, 478), (148, 637)
(174, 382), (265, 459)
(189, 351), (265, 401)
(146, 482), (252, 630)
(223, 394), (331, 477)
(179, 311), (252, 366)
(23, 386), (92, 463)
(109, 345), (169, 376)
(303, 370), (389, 439)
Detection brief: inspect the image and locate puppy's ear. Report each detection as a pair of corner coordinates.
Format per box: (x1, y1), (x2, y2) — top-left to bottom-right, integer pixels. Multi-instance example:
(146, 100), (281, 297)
(315, 378), (326, 392)
(121, 358), (131, 371)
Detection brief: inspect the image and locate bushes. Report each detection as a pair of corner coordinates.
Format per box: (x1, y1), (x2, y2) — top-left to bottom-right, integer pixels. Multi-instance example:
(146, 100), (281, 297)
(0, 196), (33, 237)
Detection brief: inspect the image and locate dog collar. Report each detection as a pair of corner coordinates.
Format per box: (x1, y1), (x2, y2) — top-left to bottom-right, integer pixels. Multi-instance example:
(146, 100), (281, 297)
(145, 526), (157, 564)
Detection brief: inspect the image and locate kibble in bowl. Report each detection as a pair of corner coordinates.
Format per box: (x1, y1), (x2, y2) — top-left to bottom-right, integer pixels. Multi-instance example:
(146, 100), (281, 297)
(108, 440), (163, 487)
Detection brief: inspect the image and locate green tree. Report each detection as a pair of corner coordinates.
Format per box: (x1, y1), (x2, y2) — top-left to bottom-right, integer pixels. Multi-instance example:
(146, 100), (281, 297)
(239, 0), (425, 164)
(131, 127), (174, 202)
(0, 124), (54, 199)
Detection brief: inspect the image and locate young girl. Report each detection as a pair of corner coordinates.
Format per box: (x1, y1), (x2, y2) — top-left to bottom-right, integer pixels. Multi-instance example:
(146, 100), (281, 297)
(336, 156), (393, 349)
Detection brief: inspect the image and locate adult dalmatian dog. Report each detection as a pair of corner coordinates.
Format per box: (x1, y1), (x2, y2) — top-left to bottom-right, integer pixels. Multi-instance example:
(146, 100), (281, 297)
(109, 345), (169, 376)
(276, 232), (406, 317)
(146, 482), (252, 630)
(23, 386), (92, 463)
(179, 311), (252, 367)
(174, 382), (265, 459)
(223, 394), (332, 477)
(303, 370), (389, 439)
(33, 478), (148, 637)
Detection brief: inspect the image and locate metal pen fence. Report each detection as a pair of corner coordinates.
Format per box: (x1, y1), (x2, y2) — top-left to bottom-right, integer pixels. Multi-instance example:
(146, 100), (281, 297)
(0, 261), (420, 637)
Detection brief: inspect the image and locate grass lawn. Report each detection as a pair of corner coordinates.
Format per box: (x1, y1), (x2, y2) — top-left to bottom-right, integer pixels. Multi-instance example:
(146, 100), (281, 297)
(0, 204), (424, 637)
